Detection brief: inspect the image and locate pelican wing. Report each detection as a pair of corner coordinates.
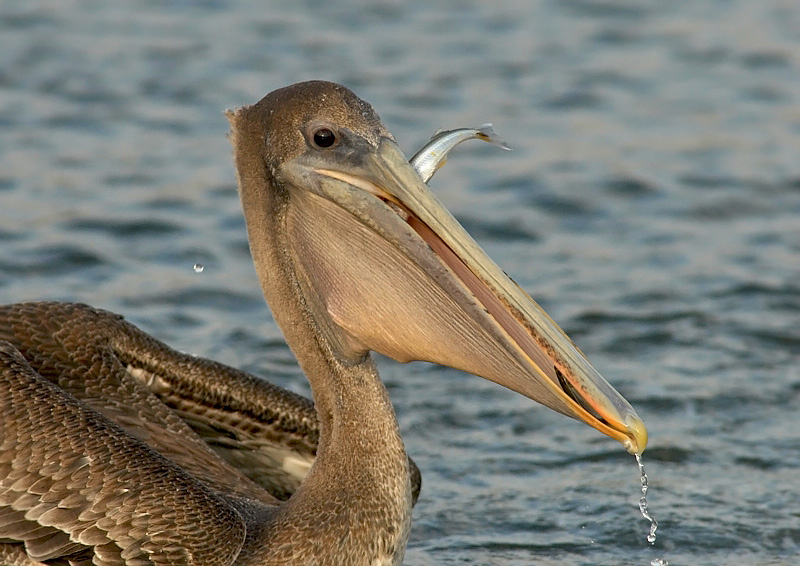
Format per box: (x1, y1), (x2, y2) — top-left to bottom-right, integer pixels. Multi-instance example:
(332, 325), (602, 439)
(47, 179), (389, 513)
(0, 341), (247, 566)
(0, 302), (277, 504)
(0, 302), (423, 505)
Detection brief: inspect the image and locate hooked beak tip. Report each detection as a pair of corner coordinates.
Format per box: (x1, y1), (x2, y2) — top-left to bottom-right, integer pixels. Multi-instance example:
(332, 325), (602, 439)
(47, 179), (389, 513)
(622, 413), (648, 455)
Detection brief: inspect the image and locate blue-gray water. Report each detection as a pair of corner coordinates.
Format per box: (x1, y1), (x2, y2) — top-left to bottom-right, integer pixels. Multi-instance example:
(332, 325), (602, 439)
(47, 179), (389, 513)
(2, 2), (799, 564)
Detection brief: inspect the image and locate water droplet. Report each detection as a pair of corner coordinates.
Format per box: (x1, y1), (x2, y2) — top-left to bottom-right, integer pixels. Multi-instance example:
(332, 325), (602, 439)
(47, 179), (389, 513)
(635, 454), (658, 543)
(193, 263), (204, 273)
(636, 454), (669, 565)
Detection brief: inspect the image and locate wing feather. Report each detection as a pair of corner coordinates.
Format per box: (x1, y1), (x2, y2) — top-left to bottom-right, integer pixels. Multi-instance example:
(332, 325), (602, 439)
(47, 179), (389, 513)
(0, 342), (246, 566)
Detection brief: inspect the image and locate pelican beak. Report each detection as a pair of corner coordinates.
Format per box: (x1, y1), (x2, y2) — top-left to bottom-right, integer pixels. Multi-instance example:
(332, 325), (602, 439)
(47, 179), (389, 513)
(280, 135), (647, 455)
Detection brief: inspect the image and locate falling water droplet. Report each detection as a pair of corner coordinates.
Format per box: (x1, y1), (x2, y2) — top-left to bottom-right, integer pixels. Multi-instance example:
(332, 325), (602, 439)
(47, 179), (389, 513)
(636, 453), (658, 544)
(636, 453), (668, 565)
(193, 263), (204, 273)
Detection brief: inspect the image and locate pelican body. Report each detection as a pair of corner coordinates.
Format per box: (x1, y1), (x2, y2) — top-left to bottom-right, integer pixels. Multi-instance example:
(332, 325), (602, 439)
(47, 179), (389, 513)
(0, 81), (646, 566)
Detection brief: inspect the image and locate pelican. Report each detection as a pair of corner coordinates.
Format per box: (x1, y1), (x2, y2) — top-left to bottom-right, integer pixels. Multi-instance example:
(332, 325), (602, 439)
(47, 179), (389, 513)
(0, 80), (646, 566)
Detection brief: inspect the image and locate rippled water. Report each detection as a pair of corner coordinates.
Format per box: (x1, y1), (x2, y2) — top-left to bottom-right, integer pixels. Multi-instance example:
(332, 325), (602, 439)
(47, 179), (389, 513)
(2, 1), (800, 564)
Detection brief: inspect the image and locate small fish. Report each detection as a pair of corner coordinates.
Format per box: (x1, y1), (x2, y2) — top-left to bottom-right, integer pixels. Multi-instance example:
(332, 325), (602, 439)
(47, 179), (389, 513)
(410, 124), (511, 184)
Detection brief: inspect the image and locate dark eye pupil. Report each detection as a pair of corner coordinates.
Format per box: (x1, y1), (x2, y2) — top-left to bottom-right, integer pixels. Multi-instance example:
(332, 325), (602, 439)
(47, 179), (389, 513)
(313, 128), (336, 148)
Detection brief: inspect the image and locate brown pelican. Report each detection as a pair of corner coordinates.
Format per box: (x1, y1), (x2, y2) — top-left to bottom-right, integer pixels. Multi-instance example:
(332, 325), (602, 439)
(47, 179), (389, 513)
(0, 81), (646, 566)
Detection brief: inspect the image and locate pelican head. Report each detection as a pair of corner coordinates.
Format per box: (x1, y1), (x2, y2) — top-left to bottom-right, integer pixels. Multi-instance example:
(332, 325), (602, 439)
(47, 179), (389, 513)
(227, 80), (646, 455)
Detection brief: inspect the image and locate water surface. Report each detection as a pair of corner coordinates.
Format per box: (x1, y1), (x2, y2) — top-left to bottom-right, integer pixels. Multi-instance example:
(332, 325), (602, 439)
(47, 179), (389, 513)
(2, 1), (800, 564)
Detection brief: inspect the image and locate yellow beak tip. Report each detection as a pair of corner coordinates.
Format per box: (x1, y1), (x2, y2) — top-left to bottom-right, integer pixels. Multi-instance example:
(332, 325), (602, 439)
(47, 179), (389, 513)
(622, 414), (648, 455)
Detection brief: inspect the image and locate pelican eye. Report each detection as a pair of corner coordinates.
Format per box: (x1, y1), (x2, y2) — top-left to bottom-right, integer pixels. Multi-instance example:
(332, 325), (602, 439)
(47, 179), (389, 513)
(312, 128), (337, 149)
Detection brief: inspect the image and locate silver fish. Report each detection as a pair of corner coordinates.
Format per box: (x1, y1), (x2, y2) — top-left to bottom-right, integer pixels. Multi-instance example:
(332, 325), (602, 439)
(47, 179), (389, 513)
(410, 123), (511, 184)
